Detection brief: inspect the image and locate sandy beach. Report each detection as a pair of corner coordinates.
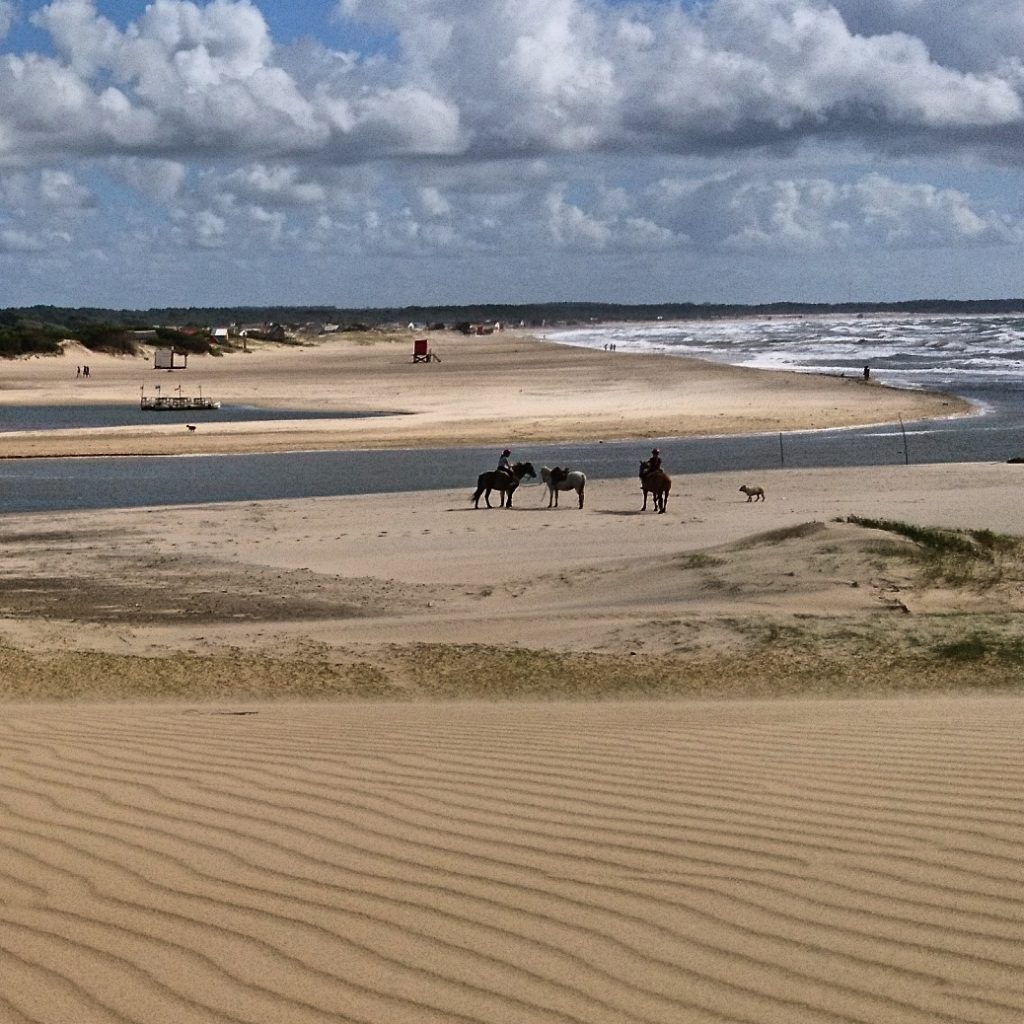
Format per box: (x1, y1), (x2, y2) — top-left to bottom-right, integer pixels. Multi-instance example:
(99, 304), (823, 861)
(0, 329), (969, 456)
(2, 696), (1021, 1023)
(1, 331), (1021, 1022)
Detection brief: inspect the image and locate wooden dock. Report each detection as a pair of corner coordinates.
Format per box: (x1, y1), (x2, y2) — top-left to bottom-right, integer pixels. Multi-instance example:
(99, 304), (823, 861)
(140, 394), (220, 411)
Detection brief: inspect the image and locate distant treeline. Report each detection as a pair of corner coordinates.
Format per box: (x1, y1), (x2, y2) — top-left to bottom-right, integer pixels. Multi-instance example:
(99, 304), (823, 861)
(7, 298), (1024, 329)
(4, 299), (1024, 358)
(0, 309), (218, 359)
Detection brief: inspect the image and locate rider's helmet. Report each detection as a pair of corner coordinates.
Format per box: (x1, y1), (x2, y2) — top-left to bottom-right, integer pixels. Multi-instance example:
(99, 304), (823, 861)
(502, 448), (511, 456)
(651, 448), (660, 455)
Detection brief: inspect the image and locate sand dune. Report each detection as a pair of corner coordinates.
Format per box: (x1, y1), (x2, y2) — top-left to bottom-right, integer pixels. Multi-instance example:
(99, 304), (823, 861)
(1, 697), (1021, 1023)
(0, 463), (1021, 698)
(1, 336), (1020, 1022)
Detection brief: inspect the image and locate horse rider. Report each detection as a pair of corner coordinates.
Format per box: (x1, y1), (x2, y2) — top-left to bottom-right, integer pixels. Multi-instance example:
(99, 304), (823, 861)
(497, 448), (513, 478)
(644, 448), (663, 476)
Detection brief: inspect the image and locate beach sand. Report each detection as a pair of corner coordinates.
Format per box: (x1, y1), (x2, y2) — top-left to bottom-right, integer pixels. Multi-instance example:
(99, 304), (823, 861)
(0, 331), (1021, 1022)
(0, 329), (969, 456)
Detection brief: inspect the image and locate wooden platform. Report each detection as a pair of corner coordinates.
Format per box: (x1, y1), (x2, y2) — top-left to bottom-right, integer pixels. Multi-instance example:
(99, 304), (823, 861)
(140, 395), (220, 410)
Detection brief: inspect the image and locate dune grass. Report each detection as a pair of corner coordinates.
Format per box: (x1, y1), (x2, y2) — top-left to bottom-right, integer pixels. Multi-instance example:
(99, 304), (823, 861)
(841, 515), (1024, 587)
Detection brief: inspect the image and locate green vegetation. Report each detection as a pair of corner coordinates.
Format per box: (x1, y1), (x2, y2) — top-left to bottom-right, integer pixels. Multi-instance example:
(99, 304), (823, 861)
(152, 327), (217, 355)
(675, 552), (727, 569)
(0, 314), (221, 359)
(933, 631), (1024, 664)
(0, 323), (64, 357)
(841, 516), (1024, 587)
(72, 323), (139, 355)
(736, 522), (827, 547)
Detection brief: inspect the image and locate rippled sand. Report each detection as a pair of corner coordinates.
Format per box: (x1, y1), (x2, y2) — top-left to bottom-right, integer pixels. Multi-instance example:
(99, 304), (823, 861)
(2, 697), (1021, 1023)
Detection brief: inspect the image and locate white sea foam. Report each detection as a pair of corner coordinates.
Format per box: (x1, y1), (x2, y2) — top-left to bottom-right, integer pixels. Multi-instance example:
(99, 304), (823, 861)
(543, 313), (1024, 394)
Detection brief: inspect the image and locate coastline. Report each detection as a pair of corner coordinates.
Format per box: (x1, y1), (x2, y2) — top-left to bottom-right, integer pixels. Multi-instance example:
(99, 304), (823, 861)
(0, 329), (972, 458)
(2, 332), (1021, 1023)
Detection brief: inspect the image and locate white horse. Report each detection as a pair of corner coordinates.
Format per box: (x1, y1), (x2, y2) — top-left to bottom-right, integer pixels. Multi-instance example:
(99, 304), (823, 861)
(540, 466), (586, 509)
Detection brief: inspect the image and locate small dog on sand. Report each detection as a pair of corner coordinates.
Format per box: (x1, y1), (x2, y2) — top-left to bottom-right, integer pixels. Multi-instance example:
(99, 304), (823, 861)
(739, 484), (765, 502)
(186, 424), (197, 432)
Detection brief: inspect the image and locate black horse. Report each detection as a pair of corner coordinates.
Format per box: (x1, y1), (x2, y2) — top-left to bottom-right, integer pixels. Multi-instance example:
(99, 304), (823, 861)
(471, 461), (536, 508)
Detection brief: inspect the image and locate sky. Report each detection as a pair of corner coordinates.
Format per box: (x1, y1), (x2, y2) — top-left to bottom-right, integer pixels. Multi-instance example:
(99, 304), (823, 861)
(2, 0), (1024, 308)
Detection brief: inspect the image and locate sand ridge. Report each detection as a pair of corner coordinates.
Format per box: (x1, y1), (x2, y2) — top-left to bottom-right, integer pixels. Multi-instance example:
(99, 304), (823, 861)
(1, 697), (1021, 1023)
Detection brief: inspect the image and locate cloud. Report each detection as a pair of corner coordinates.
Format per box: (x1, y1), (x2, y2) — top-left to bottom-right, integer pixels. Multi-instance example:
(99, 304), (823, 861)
(546, 188), (679, 251)
(650, 170), (1024, 252)
(833, 0), (1024, 72)
(110, 157), (188, 203)
(338, 0), (1024, 157)
(0, 0), (1019, 172)
(0, 226), (47, 252)
(190, 207), (228, 247)
(0, 2), (14, 41)
(38, 168), (94, 210)
(3, 2), (1024, 306)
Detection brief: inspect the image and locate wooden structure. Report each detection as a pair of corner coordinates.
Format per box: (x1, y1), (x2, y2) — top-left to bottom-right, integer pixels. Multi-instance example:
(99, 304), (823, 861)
(140, 385), (220, 410)
(154, 348), (188, 370)
(412, 338), (440, 363)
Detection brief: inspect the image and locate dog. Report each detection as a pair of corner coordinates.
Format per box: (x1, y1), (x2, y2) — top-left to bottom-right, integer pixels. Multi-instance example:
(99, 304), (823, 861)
(739, 484), (765, 502)
(186, 424), (197, 432)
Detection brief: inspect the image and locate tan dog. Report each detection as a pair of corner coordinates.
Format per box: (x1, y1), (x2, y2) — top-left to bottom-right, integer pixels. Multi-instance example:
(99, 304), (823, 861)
(739, 484), (765, 502)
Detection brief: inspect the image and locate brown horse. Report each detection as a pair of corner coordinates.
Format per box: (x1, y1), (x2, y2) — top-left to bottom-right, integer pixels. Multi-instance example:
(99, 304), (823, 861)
(471, 461), (536, 508)
(639, 460), (671, 513)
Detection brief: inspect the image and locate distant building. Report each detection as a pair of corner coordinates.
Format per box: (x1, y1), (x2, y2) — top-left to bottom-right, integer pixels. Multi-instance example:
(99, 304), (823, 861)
(154, 349), (188, 370)
(239, 323), (286, 342)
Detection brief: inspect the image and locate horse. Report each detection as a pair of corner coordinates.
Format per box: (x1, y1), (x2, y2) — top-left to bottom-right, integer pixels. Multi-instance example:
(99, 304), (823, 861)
(639, 459), (671, 513)
(540, 466), (586, 509)
(471, 461), (536, 509)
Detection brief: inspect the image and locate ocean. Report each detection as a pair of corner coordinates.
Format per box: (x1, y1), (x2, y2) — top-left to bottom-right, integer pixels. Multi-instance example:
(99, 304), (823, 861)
(543, 312), (1024, 414)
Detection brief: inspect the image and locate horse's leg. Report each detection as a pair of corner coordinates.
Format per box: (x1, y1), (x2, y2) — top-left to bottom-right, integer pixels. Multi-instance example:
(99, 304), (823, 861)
(578, 485), (584, 509)
(484, 487), (493, 508)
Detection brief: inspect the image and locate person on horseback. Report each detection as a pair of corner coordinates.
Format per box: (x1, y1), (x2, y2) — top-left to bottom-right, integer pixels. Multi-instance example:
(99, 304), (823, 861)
(644, 448), (662, 476)
(497, 448), (513, 477)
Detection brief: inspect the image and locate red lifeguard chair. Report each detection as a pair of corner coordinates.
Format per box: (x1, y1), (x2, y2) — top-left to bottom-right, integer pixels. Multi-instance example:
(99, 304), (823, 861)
(412, 338), (439, 363)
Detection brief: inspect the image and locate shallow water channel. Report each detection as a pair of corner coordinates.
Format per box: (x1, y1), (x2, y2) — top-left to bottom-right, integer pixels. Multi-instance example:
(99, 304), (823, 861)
(0, 385), (1021, 514)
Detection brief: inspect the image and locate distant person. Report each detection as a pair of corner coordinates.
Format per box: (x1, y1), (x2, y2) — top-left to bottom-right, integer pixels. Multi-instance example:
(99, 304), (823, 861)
(497, 448), (513, 475)
(646, 448), (662, 474)
(863, 365), (870, 381)
(83, 365), (90, 378)
(76, 366), (80, 377)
